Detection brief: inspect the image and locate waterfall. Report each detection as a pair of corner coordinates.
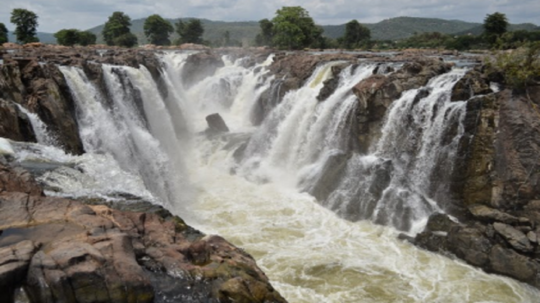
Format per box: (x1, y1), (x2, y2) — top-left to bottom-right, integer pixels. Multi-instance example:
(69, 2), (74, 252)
(41, 51), (539, 302)
(60, 64), (190, 209)
(325, 69), (468, 232)
(15, 104), (58, 146)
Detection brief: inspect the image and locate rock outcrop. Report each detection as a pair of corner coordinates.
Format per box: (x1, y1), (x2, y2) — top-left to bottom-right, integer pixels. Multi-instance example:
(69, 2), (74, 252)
(414, 82), (540, 289)
(0, 158), (286, 302)
(352, 57), (452, 152)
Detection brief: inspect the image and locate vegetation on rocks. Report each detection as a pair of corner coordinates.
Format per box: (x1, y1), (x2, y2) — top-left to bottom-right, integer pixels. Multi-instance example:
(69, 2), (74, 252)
(486, 42), (540, 89)
(102, 11), (138, 47)
(0, 23), (8, 44)
(143, 14), (173, 46)
(54, 29), (96, 46)
(10, 9), (39, 44)
(175, 19), (205, 45)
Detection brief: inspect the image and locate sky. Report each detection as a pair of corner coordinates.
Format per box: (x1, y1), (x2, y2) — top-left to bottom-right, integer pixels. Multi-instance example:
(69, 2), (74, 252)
(0, 0), (538, 33)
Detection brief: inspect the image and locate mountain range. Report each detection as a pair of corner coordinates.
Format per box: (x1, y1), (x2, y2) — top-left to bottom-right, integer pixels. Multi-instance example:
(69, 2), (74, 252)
(8, 16), (539, 45)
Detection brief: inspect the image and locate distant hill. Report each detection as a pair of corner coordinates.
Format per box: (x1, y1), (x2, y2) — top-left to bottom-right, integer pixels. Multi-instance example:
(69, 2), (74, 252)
(7, 31), (57, 44)
(453, 23), (540, 36)
(322, 17), (480, 41)
(87, 18), (260, 46)
(4, 16), (538, 46)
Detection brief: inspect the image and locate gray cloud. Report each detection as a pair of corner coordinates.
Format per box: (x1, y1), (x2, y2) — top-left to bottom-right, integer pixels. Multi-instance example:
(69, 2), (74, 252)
(0, 0), (538, 33)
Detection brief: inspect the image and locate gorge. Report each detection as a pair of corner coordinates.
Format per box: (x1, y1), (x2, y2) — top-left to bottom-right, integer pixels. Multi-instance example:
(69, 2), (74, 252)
(1, 45), (540, 302)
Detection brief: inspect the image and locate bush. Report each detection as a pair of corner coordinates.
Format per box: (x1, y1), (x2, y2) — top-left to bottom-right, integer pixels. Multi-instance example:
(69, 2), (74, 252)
(485, 42), (540, 89)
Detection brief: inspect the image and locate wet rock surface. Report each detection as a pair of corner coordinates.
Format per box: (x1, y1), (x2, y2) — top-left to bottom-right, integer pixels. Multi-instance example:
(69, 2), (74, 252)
(414, 83), (540, 289)
(0, 159), (286, 303)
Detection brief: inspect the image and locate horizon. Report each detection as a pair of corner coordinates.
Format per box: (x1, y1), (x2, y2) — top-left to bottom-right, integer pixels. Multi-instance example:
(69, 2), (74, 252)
(0, 0), (539, 33)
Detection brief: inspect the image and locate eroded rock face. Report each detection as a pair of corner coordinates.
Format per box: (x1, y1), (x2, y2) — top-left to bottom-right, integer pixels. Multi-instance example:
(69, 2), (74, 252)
(414, 84), (540, 289)
(0, 160), (286, 303)
(352, 58), (452, 152)
(181, 51), (225, 88)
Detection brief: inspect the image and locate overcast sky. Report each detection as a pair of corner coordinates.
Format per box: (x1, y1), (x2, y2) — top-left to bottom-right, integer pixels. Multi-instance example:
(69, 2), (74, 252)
(0, 0), (538, 33)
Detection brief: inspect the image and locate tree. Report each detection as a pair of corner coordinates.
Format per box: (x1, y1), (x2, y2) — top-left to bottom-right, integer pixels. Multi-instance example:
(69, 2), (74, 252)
(0, 23), (8, 44)
(10, 9), (39, 44)
(271, 6), (322, 50)
(144, 14), (173, 45)
(340, 20), (371, 49)
(54, 29), (96, 46)
(102, 11), (137, 47)
(55, 29), (80, 46)
(255, 19), (273, 46)
(78, 31), (97, 46)
(484, 12), (509, 45)
(175, 19), (204, 44)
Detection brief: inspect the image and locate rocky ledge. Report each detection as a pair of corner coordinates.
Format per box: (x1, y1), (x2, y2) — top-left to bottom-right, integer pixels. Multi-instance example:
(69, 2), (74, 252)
(0, 156), (286, 303)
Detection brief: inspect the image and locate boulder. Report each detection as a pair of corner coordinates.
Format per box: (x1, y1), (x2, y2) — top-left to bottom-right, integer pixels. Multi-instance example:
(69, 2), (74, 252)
(0, 240), (38, 302)
(493, 222), (533, 253)
(451, 69), (492, 101)
(181, 51), (224, 88)
(206, 113), (230, 133)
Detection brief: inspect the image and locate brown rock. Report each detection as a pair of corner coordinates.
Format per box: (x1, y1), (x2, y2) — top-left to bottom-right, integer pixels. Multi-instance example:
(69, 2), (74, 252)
(493, 222), (533, 253)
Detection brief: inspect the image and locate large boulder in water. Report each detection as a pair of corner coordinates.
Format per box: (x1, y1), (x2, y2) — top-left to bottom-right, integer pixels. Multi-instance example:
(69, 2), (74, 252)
(181, 51), (225, 88)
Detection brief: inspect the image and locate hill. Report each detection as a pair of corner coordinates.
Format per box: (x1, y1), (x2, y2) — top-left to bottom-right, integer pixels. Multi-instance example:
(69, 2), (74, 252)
(4, 16), (539, 45)
(322, 17), (480, 41)
(8, 31), (57, 44)
(453, 23), (540, 36)
(87, 18), (260, 46)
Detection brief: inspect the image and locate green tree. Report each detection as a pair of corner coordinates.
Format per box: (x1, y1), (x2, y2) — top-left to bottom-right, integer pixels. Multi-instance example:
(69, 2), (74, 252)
(175, 19), (204, 44)
(78, 31), (97, 46)
(103, 11), (137, 47)
(144, 14), (173, 45)
(339, 20), (371, 49)
(0, 23), (8, 44)
(255, 18), (273, 46)
(271, 6), (322, 50)
(10, 9), (39, 44)
(484, 12), (509, 45)
(54, 29), (80, 46)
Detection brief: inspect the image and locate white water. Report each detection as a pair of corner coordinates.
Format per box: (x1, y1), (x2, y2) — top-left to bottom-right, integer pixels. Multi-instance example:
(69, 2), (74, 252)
(42, 51), (540, 302)
(15, 104), (58, 146)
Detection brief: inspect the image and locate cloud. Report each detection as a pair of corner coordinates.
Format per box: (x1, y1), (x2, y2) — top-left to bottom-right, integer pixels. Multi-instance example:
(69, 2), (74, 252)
(0, 0), (538, 33)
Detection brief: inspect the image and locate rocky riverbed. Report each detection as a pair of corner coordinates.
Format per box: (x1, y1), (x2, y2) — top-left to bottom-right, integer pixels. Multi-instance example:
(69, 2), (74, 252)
(2, 44), (540, 299)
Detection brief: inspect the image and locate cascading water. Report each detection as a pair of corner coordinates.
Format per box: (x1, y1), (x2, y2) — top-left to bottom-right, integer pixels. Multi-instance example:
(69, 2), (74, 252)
(26, 51), (537, 302)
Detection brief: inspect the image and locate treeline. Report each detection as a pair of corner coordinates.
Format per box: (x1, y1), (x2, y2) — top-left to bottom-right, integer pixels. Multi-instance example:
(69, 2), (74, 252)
(1, 7), (539, 51)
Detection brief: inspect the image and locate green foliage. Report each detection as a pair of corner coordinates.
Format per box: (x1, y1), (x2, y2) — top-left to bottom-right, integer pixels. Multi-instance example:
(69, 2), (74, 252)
(271, 6), (322, 50)
(445, 35), (485, 50)
(175, 19), (204, 44)
(54, 29), (96, 46)
(339, 20), (371, 49)
(103, 11), (137, 47)
(10, 8), (39, 44)
(78, 31), (97, 46)
(255, 19), (273, 46)
(0, 23), (8, 44)
(486, 42), (540, 89)
(144, 14), (173, 45)
(54, 29), (80, 46)
(113, 33), (138, 47)
(483, 12), (509, 45)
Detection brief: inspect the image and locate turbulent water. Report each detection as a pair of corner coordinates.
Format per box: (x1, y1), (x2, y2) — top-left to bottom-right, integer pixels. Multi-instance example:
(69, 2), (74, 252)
(4, 51), (539, 302)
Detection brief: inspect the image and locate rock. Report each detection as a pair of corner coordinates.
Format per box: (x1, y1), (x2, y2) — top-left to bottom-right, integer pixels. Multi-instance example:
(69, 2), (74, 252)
(181, 51), (224, 88)
(468, 204), (521, 224)
(0, 240), (38, 302)
(0, 99), (37, 143)
(493, 222), (533, 253)
(0, 161), (286, 302)
(451, 69), (492, 101)
(425, 213), (459, 233)
(489, 245), (540, 286)
(447, 226), (492, 267)
(352, 57), (452, 152)
(206, 113), (230, 133)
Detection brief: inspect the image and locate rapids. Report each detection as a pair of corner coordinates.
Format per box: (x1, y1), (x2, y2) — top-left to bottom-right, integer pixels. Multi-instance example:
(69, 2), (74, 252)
(10, 51), (538, 302)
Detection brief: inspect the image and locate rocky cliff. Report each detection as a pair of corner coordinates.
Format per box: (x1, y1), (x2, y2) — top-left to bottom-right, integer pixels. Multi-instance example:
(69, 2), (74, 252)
(0, 46), (285, 303)
(2, 45), (540, 294)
